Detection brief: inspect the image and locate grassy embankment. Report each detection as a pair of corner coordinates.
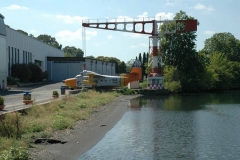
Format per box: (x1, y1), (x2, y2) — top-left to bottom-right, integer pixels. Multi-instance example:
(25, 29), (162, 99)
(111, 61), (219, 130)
(0, 89), (134, 159)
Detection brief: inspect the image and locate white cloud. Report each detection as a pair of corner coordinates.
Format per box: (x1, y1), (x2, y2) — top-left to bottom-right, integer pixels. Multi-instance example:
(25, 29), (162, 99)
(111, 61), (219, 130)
(107, 34), (113, 39)
(5, 5), (28, 10)
(29, 29), (38, 35)
(55, 28), (97, 41)
(165, 0), (175, 6)
(137, 12), (148, 18)
(155, 12), (174, 20)
(194, 3), (215, 12)
(131, 43), (148, 48)
(203, 30), (215, 36)
(56, 15), (88, 24)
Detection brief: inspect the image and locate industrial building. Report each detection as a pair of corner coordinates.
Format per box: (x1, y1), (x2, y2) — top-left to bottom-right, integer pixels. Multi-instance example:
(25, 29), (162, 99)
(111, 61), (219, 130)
(0, 13), (116, 88)
(47, 57), (115, 81)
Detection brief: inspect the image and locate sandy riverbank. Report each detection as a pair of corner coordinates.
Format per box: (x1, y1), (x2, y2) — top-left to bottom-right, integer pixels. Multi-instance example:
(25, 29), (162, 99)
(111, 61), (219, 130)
(29, 94), (140, 160)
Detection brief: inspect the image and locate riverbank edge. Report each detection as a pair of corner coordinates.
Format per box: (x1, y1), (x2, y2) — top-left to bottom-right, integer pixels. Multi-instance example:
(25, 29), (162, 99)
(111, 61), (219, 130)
(29, 94), (141, 160)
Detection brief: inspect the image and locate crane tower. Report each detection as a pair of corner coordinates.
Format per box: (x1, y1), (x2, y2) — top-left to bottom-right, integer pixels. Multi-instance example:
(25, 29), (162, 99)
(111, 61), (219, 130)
(82, 18), (197, 90)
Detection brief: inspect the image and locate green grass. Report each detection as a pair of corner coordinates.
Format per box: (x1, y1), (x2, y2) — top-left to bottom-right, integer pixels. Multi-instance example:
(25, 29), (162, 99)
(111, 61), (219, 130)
(0, 90), (121, 159)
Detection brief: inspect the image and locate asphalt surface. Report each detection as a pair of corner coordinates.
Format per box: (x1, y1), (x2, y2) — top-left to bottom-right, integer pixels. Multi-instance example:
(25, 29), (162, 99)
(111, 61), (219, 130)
(0, 82), (68, 115)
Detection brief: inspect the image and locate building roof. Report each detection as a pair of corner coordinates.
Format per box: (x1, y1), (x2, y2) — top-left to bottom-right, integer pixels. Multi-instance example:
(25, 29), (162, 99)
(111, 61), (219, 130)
(0, 13), (6, 36)
(0, 13), (4, 19)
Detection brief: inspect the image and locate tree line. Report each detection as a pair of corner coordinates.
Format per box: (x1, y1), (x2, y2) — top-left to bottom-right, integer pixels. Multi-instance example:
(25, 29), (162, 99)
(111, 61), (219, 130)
(160, 10), (240, 93)
(134, 10), (240, 93)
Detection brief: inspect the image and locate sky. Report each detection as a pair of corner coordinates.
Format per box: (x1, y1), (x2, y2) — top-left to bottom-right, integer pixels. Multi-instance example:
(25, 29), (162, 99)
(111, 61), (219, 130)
(1, 0), (240, 62)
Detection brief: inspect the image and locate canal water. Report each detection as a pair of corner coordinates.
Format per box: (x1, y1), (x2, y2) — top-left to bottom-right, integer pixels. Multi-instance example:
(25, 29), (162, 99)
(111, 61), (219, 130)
(79, 91), (240, 160)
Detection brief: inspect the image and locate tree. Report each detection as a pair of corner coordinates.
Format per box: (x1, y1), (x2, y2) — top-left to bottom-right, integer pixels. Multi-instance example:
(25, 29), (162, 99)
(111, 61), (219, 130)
(28, 63), (43, 82)
(11, 64), (31, 82)
(29, 34), (35, 38)
(85, 55), (95, 59)
(17, 30), (28, 36)
(126, 60), (134, 72)
(37, 34), (62, 49)
(201, 32), (240, 62)
(95, 56), (126, 73)
(206, 52), (236, 89)
(119, 61), (127, 73)
(161, 10), (205, 92)
(138, 53), (142, 62)
(63, 46), (84, 57)
(142, 52), (146, 79)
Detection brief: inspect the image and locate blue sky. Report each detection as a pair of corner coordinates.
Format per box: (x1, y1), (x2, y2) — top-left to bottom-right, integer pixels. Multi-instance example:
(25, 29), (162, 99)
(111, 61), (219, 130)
(1, 0), (240, 62)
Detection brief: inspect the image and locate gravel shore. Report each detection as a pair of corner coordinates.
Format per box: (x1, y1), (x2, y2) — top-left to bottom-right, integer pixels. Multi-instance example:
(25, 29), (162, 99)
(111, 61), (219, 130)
(29, 95), (140, 160)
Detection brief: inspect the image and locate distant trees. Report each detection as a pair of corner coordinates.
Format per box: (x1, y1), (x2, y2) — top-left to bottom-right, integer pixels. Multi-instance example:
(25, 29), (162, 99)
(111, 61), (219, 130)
(63, 46), (84, 57)
(160, 11), (240, 92)
(86, 56), (126, 74)
(17, 29), (28, 36)
(200, 33), (240, 89)
(135, 52), (148, 79)
(37, 34), (62, 50)
(201, 32), (240, 62)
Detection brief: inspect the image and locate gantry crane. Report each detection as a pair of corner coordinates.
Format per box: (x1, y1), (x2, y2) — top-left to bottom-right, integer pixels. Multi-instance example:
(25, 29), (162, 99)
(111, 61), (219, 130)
(82, 17), (197, 90)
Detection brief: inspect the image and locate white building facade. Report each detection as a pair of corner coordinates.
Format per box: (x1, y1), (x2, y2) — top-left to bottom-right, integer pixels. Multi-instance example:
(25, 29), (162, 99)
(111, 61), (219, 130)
(0, 14), (7, 90)
(0, 13), (116, 85)
(6, 27), (64, 76)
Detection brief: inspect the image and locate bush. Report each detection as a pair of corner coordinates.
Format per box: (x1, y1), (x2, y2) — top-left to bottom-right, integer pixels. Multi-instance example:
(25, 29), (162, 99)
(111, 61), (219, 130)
(0, 113), (24, 139)
(52, 90), (59, 96)
(11, 64), (31, 82)
(11, 63), (45, 82)
(7, 77), (17, 85)
(140, 80), (147, 89)
(28, 63), (43, 82)
(52, 115), (70, 130)
(0, 96), (4, 105)
(115, 87), (137, 95)
(42, 71), (48, 80)
(0, 146), (29, 160)
(164, 81), (182, 93)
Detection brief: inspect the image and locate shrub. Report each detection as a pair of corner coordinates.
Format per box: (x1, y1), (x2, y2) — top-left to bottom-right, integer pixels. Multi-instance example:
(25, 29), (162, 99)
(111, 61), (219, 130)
(42, 71), (49, 80)
(52, 90), (59, 96)
(0, 96), (4, 105)
(0, 112), (24, 139)
(7, 77), (17, 85)
(164, 81), (182, 93)
(115, 87), (137, 95)
(28, 63), (43, 82)
(11, 64), (31, 82)
(52, 115), (70, 130)
(23, 95), (31, 100)
(0, 146), (29, 160)
(140, 80), (147, 89)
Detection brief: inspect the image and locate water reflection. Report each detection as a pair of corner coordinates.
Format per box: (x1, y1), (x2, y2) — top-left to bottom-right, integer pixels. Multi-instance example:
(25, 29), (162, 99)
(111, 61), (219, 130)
(79, 91), (240, 159)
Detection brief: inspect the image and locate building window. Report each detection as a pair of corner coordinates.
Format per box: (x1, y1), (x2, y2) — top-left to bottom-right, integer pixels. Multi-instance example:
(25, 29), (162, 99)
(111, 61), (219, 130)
(28, 52), (30, 63)
(18, 49), (19, 64)
(25, 51), (27, 64)
(23, 51), (25, 63)
(15, 48), (17, 64)
(30, 53), (32, 63)
(11, 47), (13, 66)
(8, 46), (10, 76)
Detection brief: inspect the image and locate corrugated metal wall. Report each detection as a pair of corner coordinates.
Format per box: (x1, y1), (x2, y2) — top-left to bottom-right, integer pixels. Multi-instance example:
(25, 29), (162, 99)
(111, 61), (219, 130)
(47, 59), (116, 81)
